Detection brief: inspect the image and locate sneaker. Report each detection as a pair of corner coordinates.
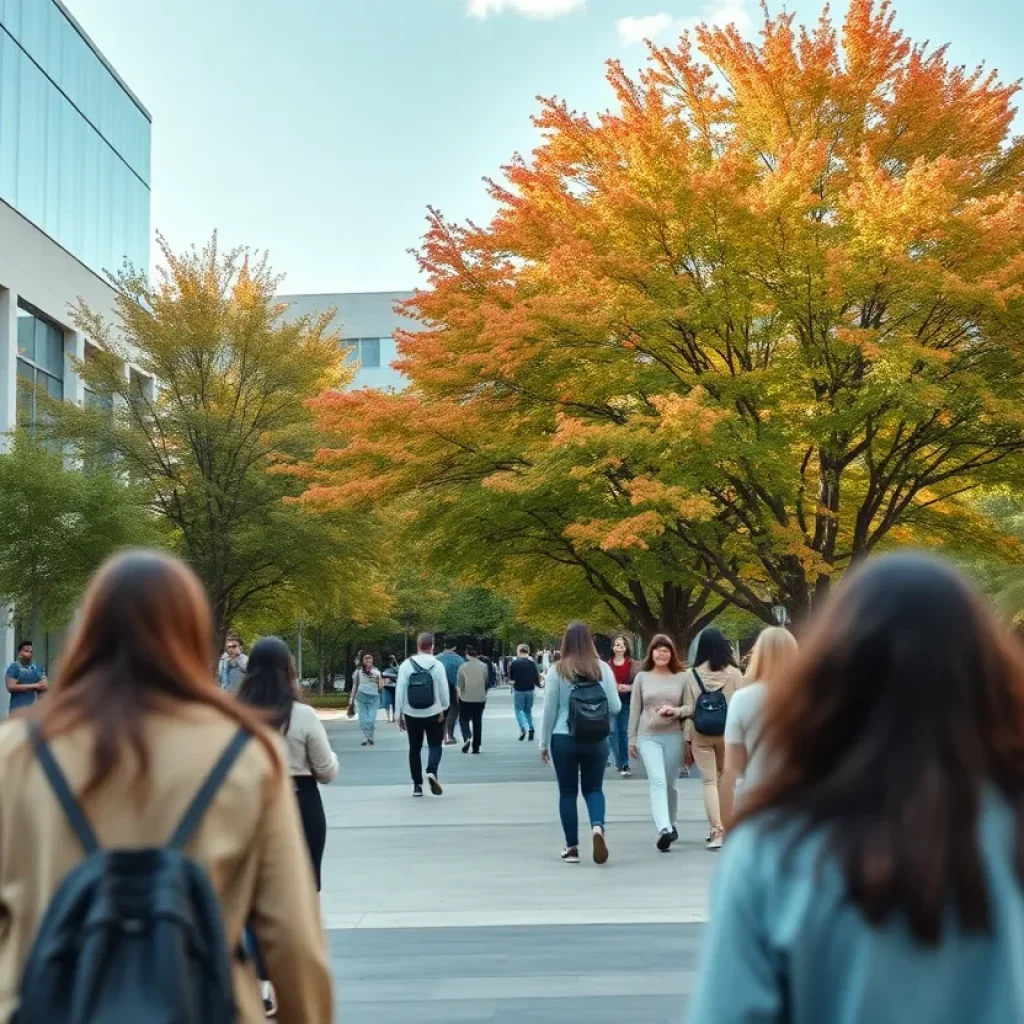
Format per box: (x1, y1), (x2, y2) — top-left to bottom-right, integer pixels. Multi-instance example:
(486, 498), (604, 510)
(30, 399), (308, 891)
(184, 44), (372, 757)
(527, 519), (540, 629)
(360, 740), (369, 747)
(471, 749), (481, 754)
(560, 846), (580, 864)
(519, 730), (526, 741)
(427, 772), (443, 796)
(656, 829), (674, 852)
(413, 784), (424, 798)
(707, 828), (724, 850)
(670, 828), (678, 842)
(528, 729), (534, 741)
(620, 766), (632, 777)
(261, 980), (277, 1017)
(592, 826), (609, 865)
(462, 739), (472, 754)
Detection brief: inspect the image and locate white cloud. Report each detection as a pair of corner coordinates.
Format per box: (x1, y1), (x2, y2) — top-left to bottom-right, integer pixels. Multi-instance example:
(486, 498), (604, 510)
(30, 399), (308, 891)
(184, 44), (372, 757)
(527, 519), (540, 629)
(616, 1), (753, 46)
(467, 0), (586, 19)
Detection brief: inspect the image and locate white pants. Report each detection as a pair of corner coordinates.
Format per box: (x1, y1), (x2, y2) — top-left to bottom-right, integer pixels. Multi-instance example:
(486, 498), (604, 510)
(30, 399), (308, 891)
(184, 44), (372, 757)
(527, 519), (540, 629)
(638, 732), (683, 834)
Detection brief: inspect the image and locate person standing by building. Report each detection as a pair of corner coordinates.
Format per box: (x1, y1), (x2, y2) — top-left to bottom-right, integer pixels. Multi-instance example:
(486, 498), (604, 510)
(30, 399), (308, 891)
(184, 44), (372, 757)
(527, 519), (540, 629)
(396, 633), (450, 797)
(4, 640), (47, 714)
(351, 652), (382, 746)
(509, 644), (541, 740)
(607, 634), (638, 776)
(217, 637), (248, 692)
(436, 640), (465, 746)
(456, 648), (489, 754)
(628, 634), (689, 852)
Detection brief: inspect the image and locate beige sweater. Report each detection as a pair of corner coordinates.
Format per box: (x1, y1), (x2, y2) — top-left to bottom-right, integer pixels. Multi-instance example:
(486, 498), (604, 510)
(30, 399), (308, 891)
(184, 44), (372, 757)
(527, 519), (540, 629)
(682, 664), (744, 740)
(627, 671), (689, 741)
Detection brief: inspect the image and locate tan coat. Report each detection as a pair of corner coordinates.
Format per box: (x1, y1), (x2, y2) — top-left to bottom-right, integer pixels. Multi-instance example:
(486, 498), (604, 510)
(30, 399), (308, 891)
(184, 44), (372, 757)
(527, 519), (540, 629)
(0, 705), (333, 1023)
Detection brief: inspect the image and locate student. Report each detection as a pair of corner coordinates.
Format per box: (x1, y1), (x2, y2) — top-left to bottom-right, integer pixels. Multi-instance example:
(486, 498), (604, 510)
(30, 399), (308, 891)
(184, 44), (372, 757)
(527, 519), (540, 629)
(607, 634), (639, 776)
(436, 640), (465, 745)
(690, 553), (1024, 1023)
(396, 633), (450, 797)
(351, 652), (383, 746)
(4, 640), (47, 714)
(628, 634), (689, 851)
(509, 644), (541, 740)
(681, 627), (742, 850)
(719, 626), (798, 828)
(381, 656), (399, 723)
(456, 648), (489, 754)
(538, 622), (621, 865)
(0, 550), (331, 1021)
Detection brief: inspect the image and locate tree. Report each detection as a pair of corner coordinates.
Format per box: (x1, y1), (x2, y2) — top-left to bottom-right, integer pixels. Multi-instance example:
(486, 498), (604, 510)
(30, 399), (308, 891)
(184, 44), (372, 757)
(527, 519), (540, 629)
(0, 432), (157, 633)
(300, 0), (1024, 626)
(47, 234), (353, 641)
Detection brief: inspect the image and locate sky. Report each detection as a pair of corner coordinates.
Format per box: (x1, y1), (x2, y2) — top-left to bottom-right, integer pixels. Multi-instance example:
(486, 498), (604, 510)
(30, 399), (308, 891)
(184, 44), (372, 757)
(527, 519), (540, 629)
(67, 0), (1024, 295)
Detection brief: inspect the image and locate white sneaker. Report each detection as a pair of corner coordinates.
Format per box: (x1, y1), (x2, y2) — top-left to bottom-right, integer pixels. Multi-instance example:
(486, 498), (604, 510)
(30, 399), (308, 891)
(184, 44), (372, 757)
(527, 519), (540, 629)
(261, 980), (277, 1017)
(707, 829), (724, 850)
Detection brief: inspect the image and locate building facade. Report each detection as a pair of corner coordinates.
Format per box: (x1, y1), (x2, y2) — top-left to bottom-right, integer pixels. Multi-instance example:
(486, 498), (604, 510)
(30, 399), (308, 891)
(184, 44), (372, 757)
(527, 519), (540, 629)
(275, 291), (416, 392)
(0, 0), (152, 678)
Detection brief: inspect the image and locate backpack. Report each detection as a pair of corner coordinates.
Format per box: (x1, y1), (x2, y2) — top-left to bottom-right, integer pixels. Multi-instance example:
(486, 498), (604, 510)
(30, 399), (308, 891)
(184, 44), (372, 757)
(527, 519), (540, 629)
(568, 679), (611, 743)
(692, 670), (728, 736)
(406, 658), (436, 711)
(16, 720), (251, 1024)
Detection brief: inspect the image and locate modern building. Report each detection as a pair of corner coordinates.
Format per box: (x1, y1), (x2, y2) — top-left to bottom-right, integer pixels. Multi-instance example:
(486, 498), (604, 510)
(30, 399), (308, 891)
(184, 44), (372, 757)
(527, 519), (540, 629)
(0, 0), (152, 677)
(275, 291), (416, 391)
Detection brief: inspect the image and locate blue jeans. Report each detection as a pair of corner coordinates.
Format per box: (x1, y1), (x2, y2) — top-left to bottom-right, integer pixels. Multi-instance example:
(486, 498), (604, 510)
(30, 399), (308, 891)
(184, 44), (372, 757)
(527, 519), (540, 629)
(550, 733), (607, 848)
(513, 690), (535, 732)
(381, 686), (396, 713)
(610, 693), (631, 768)
(356, 690), (380, 741)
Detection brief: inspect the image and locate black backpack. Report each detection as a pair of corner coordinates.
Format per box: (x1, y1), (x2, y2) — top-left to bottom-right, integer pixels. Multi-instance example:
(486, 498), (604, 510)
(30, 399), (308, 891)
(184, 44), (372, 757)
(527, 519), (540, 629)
(406, 659), (436, 710)
(692, 670), (728, 736)
(568, 679), (611, 743)
(16, 721), (251, 1024)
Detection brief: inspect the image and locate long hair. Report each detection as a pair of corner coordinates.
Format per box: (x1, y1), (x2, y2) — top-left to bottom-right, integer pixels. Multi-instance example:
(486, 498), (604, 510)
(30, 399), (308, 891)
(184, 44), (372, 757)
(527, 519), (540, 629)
(237, 636), (298, 734)
(609, 634), (632, 663)
(744, 627), (798, 685)
(736, 552), (1024, 944)
(641, 633), (684, 673)
(557, 622), (602, 682)
(693, 626), (735, 671)
(39, 550), (280, 802)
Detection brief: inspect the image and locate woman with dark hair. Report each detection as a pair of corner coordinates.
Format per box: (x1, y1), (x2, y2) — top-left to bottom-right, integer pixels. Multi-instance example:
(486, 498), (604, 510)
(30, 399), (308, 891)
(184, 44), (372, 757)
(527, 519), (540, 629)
(607, 634), (639, 776)
(627, 634), (689, 851)
(0, 550), (331, 1021)
(689, 553), (1024, 1022)
(681, 626), (741, 849)
(538, 622), (621, 865)
(237, 637), (338, 890)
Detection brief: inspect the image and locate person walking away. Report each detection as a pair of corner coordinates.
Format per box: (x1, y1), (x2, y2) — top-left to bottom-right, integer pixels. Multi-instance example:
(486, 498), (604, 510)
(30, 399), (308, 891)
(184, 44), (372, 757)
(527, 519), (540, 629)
(628, 634), (689, 851)
(718, 626), (798, 828)
(236, 635), (338, 1015)
(351, 652), (382, 746)
(510, 644), (541, 740)
(397, 633), (450, 796)
(538, 622), (621, 865)
(456, 649), (489, 754)
(0, 551), (331, 1022)
(5, 641), (47, 715)
(607, 634), (638, 776)
(436, 640), (465, 746)
(381, 656), (399, 723)
(217, 637), (248, 692)
(682, 626), (742, 850)
(690, 553), (1024, 1024)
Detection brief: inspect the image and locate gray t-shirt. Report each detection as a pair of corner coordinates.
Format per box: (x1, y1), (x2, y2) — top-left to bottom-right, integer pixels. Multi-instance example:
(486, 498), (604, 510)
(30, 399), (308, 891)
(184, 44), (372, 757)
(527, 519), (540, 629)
(724, 682), (768, 791)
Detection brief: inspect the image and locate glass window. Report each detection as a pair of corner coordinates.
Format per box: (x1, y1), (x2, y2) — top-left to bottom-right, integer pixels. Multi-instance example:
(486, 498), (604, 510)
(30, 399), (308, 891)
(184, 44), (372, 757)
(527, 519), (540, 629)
(359, 339), (381, 368)
(15, 302), (64, 432)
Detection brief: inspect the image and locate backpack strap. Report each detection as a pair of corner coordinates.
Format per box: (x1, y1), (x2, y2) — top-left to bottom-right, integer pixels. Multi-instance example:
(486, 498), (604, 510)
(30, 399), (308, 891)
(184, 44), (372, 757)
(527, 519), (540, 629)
(27, 719), (100, 856)
(693, 669), (706, 695)
(169, 728), (251, 850)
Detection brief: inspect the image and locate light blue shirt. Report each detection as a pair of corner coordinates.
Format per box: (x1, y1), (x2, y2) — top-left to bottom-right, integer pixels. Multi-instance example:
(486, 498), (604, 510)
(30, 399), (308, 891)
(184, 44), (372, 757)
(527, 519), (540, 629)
(689, 793), (1024, 1024)
(538, 662), (621, 748)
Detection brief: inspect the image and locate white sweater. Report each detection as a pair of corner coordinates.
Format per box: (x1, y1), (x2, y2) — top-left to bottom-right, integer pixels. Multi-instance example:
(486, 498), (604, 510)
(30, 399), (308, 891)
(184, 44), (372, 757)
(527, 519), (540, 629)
(395, 653), (451, 719)
(284, 702), (339, 782)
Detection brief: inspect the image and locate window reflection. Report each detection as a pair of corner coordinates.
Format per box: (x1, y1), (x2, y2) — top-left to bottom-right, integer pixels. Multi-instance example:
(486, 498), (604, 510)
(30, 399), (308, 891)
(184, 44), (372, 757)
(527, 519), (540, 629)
(16, 303), (64, 434)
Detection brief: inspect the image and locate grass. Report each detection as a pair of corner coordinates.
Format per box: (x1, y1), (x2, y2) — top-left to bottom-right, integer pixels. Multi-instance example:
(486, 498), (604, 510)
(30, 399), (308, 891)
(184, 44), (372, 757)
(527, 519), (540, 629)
(303, 693), (351, 710)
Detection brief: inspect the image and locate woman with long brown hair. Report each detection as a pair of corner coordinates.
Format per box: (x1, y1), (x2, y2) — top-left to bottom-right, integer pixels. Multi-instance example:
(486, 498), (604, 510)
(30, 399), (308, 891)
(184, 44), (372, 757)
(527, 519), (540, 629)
(689, 553), (1024, 1023)
(607, 633), (639, 776)
(538, 622), (621, 865)
(0, 550), (332, 1022)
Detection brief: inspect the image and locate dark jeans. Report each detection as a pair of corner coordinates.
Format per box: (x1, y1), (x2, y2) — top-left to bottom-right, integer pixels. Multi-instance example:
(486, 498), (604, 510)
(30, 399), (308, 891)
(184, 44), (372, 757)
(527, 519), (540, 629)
(610, 693), (631, 768)
(445, 685), (461, 741)
(406, 713), (445, 785)
(550, 733), (608, 848)
(459, 700), (485, 752)
(294, 775), (326, 891)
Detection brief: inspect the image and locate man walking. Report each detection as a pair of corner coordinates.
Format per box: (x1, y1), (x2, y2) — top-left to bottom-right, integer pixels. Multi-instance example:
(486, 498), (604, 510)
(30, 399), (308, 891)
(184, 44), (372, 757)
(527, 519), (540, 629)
(5, 640), (47, 714)
(509, 644), (541, 741)
(436, 639), (465, 746)
(217, 637), (248, 692)
(456, 648), (489, 754)
(396, 633), (450, 797)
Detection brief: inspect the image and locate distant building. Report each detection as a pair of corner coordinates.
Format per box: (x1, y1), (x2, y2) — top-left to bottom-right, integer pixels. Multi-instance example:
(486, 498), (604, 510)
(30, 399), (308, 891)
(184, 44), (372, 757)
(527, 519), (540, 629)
(276, 291), (417, 392)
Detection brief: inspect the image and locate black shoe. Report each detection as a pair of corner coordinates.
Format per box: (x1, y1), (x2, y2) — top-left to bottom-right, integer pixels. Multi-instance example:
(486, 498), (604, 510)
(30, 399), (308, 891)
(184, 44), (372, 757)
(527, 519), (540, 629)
(670, 828), (678, 842)
(427, 772), (443, 796)
(519, 731), (526, 741)
(528, 729), (534, 741)
(472, 749), (481, 754)
(413, 784), (423, 798)
(657, 829), (674, 852)
(462, 739), (472, 754)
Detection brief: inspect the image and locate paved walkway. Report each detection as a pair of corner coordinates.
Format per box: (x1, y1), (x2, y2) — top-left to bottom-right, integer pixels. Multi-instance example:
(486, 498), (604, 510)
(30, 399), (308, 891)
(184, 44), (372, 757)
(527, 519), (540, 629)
(320, 688), (713, 1021)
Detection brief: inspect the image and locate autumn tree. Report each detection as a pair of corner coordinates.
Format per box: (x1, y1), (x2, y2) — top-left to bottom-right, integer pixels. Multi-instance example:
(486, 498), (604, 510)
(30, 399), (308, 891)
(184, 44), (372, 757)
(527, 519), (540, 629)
(301, 0), (1024, 628)
(48, 234), (355, 642)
